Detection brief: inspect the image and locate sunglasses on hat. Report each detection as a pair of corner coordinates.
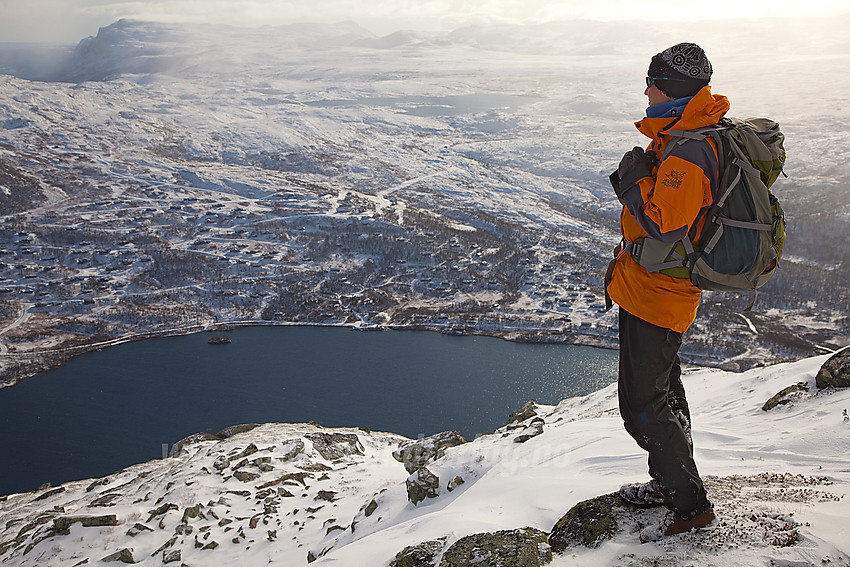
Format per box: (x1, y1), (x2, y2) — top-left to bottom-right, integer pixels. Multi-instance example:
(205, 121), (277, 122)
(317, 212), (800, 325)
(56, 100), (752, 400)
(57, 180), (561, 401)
(646, 76), (691, 88)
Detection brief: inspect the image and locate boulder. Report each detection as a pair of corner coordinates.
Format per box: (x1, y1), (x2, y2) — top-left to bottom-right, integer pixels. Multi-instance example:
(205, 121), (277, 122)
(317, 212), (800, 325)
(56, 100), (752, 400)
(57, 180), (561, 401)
(406, 467), (440, 505)
(305, 432), (364, 461)
(438, 527), (552, 567)
(762, 382), (808, 411)
(393, 431), (466, 474)
(390, 537), (447, 567)
(549, 493), (620, 551)
(816, 348), (850, 388)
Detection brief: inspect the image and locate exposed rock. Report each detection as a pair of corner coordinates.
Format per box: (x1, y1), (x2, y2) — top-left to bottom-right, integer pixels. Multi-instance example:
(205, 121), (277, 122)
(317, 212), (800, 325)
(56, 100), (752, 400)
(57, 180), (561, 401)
(146, 503), (178, 523)
(508, 400), (539, 424)
(53, 515), (118, 535)
(88, 493), (123, 507)
(234, 470), (261, 483)
(181, 504), (201, 522)
(315, 490), (338, 502)
(126, 523), (154, 537)
(762, 382), (809, 411)
(163, 549), (181, 563)
(305, 432), (364, 461)
(86, 478), (110, 492)
(393, 431), (467, 473)
(168, 432), (217, 458)
(549, 493), (620, 551)
(390, 537), (447, 567)
(215, 423), (260, 439)
(101, 548), (135, 563)
(406, 467), (440, 505)
(816, 348), (850, 388)
(297, 462), (333, 472)
(447, 475), (465, 492)
(234, 443), (259, 459)
(32, 487), (65, 502)
(514, 418), (544, 443)
(213, 455), (231, 471)
(438, 527), (552, 567)
(279, 438), (306, 461)
(364, 499), (378, 517)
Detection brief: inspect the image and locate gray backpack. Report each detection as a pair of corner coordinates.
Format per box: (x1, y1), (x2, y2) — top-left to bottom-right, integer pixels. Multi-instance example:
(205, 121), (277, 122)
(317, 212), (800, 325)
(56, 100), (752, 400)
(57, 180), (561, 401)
(623, 117), (786, 293)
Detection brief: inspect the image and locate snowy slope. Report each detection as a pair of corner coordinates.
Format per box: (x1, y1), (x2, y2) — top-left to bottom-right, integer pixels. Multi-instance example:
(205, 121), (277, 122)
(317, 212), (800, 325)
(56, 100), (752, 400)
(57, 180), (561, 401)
(0, 353), (847, 566)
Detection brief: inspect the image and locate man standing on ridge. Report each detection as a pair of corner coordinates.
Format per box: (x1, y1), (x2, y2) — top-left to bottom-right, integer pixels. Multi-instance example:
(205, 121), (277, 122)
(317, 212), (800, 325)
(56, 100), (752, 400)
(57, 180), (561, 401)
(605, 43), (723, 540)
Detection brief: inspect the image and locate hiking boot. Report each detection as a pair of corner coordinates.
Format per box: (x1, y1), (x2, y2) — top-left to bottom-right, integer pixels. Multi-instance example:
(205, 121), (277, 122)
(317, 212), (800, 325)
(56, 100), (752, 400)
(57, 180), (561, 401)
(639, 508), (716, 543)
(618, 479), (664, 508)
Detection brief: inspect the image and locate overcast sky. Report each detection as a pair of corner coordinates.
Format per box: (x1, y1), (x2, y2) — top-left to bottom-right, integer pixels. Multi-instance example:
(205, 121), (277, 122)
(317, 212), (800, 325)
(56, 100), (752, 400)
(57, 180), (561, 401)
(1, 0), (849, 43)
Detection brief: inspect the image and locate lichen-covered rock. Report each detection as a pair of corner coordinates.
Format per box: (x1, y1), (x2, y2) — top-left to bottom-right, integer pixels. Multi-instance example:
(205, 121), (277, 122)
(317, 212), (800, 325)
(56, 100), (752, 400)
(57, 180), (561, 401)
(305, 432), (364, 461)
(168, 432), (217, 458)
(406, 467), (440, 505)
(762, 382), (808, 411)
(549, 493), (620, 551)
(508, 400), (538, 424)
(390, 537), (447, 567)
(816, 348), (850, 388)
(438, 527), (552, 567)
(393, 431), (466, 473)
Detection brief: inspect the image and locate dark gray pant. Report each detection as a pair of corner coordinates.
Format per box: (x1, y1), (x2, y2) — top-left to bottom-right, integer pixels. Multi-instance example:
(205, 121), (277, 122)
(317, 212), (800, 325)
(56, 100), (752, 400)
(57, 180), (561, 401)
(617, 308), (710, 518)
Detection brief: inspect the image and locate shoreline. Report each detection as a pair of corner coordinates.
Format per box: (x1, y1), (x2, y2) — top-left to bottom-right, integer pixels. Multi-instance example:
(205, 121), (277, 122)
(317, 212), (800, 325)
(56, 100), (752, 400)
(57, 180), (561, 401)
(0, 318), (621, 390)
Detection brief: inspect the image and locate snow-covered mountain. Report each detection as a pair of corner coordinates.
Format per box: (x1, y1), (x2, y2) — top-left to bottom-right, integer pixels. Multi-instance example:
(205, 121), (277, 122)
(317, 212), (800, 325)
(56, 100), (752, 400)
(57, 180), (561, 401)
(1, 17), (847, 386)
(0, 352), (847, 566)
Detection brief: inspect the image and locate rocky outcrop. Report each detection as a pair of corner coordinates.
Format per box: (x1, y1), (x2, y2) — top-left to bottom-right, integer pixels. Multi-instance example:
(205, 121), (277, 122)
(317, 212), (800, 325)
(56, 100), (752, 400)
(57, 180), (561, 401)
(438, 527), (552, 567)
(815, 348), (850, 388)
(393, 431), (466, 474)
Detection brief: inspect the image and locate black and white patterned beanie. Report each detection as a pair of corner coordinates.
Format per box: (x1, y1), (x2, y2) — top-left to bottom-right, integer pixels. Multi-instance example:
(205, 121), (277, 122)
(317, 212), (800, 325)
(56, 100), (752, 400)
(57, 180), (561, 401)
(648, 42), (712, 99)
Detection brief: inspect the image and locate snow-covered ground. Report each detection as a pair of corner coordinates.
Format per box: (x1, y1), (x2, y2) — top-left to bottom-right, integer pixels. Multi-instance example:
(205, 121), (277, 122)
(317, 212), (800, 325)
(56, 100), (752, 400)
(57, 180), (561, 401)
(0, 352), (847, 566)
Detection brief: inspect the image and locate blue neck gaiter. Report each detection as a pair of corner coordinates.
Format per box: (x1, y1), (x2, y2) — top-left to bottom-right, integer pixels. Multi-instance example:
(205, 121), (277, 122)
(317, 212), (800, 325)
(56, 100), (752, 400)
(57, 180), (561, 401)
(646, 95), (693, 119)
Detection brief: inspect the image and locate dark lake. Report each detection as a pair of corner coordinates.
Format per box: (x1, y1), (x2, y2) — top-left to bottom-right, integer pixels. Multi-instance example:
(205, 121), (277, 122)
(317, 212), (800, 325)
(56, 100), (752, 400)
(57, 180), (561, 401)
(0, 326), (618, 495)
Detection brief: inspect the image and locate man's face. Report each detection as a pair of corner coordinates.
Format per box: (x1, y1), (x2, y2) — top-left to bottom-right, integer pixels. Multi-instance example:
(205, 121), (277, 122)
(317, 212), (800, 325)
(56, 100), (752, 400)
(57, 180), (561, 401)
(645, 83), (674, 107)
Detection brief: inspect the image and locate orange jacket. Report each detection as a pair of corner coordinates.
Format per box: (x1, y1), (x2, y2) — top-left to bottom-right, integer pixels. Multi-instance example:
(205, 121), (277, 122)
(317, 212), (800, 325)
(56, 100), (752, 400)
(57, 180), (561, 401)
(607, 86), (730, 333)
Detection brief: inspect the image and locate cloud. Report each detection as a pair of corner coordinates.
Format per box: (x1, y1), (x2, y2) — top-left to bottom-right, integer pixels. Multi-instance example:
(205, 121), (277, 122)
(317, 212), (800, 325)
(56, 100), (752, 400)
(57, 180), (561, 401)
(2, 0), (848, 43)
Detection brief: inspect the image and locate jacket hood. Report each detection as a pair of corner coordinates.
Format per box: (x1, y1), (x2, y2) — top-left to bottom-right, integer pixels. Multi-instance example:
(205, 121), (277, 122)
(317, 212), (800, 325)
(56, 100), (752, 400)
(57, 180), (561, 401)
(635, 86), (730, 139)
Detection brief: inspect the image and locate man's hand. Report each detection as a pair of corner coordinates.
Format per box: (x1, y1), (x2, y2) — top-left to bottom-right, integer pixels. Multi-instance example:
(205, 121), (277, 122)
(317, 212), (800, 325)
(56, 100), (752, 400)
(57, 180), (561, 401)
(612, 147), (657, 199)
